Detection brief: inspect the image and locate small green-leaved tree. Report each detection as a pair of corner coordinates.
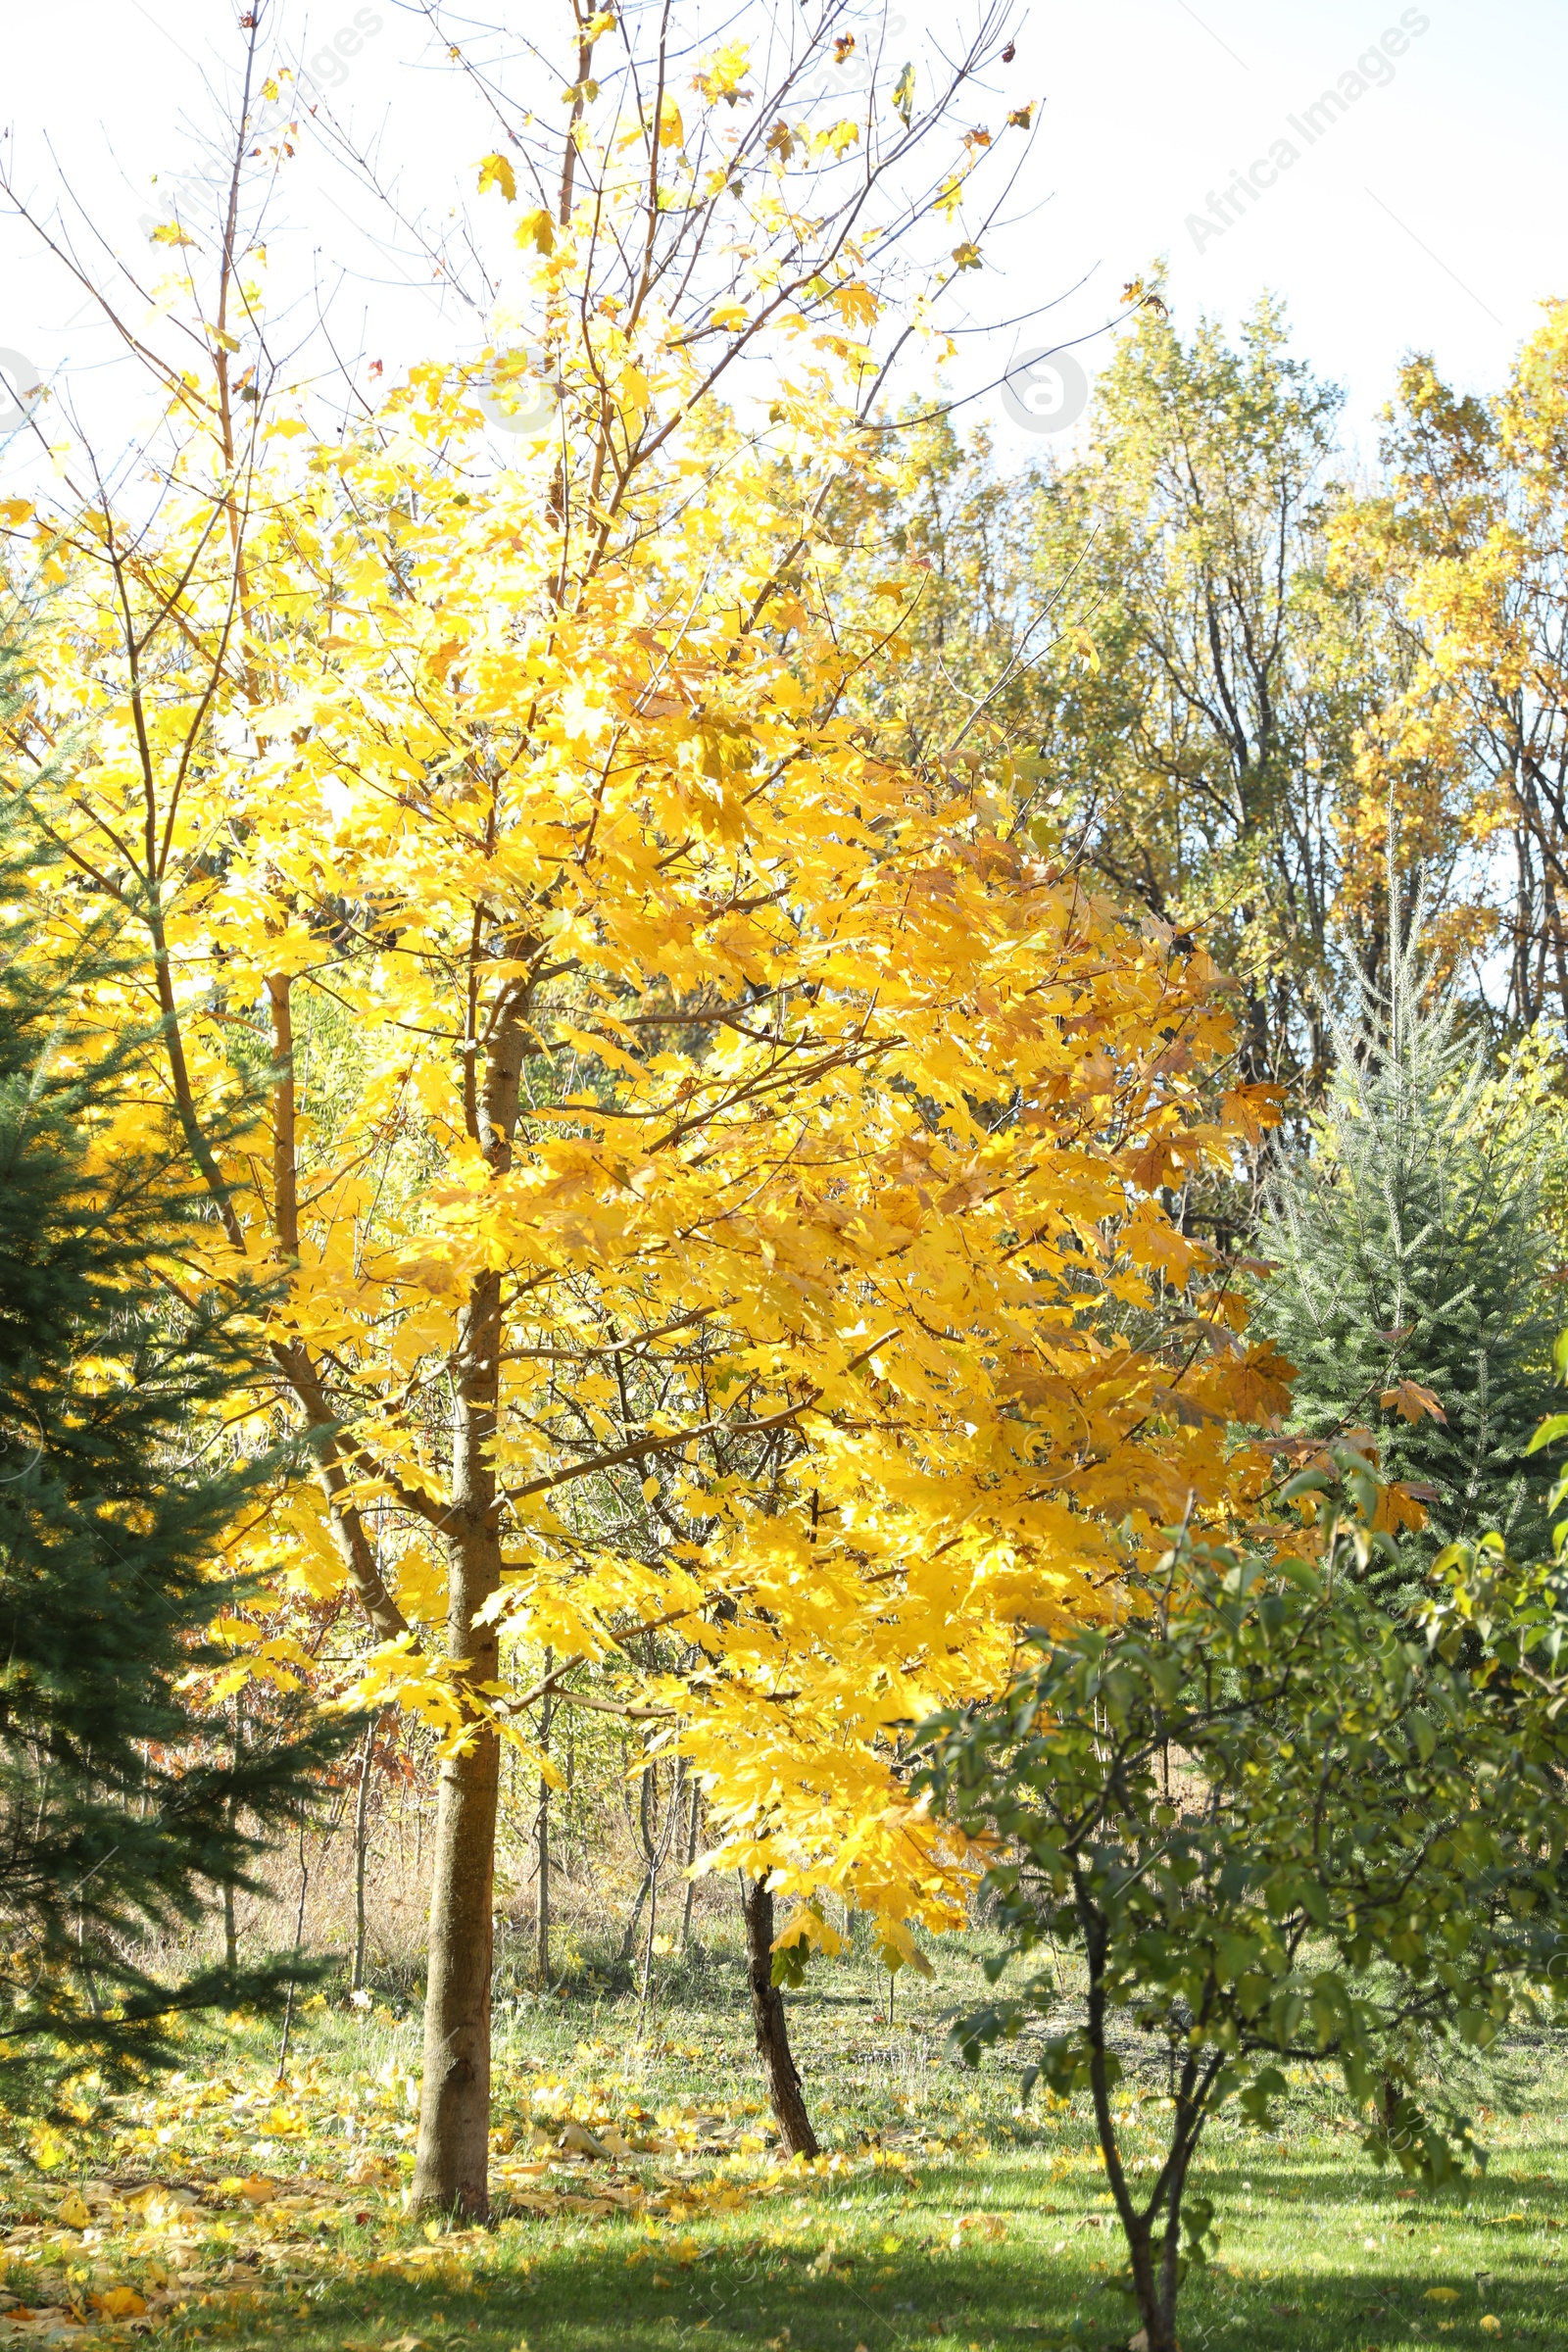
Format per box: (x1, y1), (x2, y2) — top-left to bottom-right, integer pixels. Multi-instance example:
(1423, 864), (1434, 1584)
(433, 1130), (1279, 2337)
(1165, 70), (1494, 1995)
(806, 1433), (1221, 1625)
(917, 1460), (1568, 2352)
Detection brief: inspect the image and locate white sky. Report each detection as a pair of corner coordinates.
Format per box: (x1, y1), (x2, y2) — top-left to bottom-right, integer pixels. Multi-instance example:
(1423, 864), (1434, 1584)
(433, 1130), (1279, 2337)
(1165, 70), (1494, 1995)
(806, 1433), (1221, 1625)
(0, 0), (1559, 482)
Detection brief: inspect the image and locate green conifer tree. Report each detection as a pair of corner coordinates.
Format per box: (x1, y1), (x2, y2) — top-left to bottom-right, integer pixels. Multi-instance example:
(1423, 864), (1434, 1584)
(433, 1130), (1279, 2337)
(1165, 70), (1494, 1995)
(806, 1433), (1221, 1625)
(1257, 887), (1557, 1582)
(0, 788), (339, 2089)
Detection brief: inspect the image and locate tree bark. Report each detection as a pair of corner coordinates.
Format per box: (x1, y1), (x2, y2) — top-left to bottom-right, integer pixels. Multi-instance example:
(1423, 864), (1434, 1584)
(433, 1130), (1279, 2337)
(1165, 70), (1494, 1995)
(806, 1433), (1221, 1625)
(411, 969), (532, 2219)
(411, 1273), (506, 2218)
(351, 1714), (377, 1994)
(740, 1875), (818, 2158)
(679, 1776), (701, 1947)
(536, 1651), (553, 1986)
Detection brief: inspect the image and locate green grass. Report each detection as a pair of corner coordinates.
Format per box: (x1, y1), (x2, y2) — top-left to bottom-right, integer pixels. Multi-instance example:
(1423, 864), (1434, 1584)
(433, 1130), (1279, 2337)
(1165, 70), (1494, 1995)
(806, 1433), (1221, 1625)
(6, 1929), (1567, 2351)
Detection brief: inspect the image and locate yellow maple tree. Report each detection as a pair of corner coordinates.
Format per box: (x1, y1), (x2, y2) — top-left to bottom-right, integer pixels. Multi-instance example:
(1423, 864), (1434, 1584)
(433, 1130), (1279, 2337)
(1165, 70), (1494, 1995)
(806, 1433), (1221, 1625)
(0, 0), (1283, 2206)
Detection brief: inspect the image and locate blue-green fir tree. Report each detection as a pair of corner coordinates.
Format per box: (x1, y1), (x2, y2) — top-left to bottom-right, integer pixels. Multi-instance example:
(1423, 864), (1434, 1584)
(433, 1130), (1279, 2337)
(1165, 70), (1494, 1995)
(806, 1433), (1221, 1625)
(1257, 892), (1558, 1582)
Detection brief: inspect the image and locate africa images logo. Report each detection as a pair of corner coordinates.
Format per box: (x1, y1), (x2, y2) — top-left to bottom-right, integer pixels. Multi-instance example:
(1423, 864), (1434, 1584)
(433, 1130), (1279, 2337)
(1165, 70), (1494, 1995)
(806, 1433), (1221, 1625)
(1186, 7), (1431, 253)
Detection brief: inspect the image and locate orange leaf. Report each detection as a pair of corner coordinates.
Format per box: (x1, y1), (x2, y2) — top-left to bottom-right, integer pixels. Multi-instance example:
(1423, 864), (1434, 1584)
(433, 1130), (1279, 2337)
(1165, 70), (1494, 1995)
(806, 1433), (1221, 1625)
(1381, 1379), (1447, 1426)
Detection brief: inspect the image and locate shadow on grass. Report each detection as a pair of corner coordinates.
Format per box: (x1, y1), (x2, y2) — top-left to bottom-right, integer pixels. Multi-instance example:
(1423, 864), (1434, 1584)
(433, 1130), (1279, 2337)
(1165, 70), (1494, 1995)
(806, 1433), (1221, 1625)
(158, 2199), (1568, 2352)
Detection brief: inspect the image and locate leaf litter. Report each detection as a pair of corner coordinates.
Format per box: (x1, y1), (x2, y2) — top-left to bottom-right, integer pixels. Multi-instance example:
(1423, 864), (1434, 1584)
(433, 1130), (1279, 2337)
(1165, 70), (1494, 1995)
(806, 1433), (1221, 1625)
(0, 2033), (924, 2347)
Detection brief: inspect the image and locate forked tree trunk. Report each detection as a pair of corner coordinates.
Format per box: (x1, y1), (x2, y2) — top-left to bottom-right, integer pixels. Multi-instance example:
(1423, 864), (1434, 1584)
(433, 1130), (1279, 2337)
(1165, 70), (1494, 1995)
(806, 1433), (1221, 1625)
(410, 976), (532, 2218)
(740, 1875), (819, 2158)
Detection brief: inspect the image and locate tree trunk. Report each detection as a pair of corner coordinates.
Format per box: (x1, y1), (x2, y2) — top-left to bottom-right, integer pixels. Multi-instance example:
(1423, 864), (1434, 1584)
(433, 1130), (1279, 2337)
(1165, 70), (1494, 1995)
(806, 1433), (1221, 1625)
(740, 1875), (818, 2158)
(679, 1777), (701, 1947)
(275, 1818), (311, 2083)
(616, 1867), (654, 1968)
(536, 1652), (553, 1986)
(411, 969), (532, 2219)
(223, 1696), (243, 1980)
(221, 1847), (237, 1980)
(351, 1713), (377, 1994)
(411, 1272), (506, 2218)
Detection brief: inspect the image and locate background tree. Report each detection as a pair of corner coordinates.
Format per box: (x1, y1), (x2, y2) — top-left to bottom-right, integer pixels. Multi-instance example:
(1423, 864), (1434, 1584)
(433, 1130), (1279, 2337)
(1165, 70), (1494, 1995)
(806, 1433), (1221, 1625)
(0, 777), (336, 2090)
(1333, 300), (1568, 1034)
(844, 292), (1394, 1111)
(1256, 882), (1558, 1587)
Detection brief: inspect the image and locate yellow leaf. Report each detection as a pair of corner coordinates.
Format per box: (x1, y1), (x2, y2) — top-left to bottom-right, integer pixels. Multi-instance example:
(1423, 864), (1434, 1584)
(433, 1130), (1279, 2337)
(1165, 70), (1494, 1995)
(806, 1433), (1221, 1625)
(395, 1542), (448, 1624)
(211, 1614), (261, 1646)
(97, 2287), (147, 2318)
(150, 220), (197, 247)
(56, 2192), (90, 2230)
(657, 98), (684, 148)
(1221, 1082), (1285, 1143)
(478, 153), (516, 202)
(1425, 2288), (1461, 2302)
(693, 41), (753, 107)
(515, 209), (556, 256)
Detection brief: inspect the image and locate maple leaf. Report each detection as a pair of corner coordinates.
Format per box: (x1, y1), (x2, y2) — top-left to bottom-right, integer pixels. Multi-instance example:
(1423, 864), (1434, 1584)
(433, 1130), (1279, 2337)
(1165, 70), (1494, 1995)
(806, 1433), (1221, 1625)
(477, 153), (516, 202)
(1221, 1082), (1285, 1143)
(694, 40), (754, 105)
(1381, 1379), (1447, 1425)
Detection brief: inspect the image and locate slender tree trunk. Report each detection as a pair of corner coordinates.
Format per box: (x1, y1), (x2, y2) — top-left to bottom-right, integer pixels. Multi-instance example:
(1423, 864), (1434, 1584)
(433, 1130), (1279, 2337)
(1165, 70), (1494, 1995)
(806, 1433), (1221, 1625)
(222, 1692), (245, 1980)
(351, 1713), (377, 1995)
(679, 1777), (701, 1948)
(536, 1652), (553, 1986)
(617, 1762), (659, 1968)
(275, 1818), (311, 2082)
(640, 1869), (659, 2015)
(617, 1868), (654, 1968)
(740, 1875), (818, 2157)
(221, 1840), (238, 1981)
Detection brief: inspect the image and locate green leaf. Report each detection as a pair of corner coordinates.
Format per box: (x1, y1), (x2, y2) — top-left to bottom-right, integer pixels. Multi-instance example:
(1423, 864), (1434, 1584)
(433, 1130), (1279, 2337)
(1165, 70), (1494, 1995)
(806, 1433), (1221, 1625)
(891, 62), (915, 124)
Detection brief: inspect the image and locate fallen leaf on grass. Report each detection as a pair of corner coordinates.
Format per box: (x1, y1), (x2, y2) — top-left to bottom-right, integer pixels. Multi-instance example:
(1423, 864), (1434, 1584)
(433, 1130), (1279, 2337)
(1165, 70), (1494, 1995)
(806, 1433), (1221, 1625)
(94, 2287), (146, 2318)
(1425, 2288), (1461, 2303)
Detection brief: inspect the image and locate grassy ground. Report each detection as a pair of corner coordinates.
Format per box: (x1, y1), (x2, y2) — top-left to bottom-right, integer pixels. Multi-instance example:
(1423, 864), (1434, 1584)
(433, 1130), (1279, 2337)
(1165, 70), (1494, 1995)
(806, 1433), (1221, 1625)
(3, 1927), (1566, 2352)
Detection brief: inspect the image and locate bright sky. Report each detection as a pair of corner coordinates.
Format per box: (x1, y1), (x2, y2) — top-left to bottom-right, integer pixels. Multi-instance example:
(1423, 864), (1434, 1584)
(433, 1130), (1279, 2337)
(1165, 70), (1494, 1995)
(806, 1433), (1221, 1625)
(0, 0), (1559, 479)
